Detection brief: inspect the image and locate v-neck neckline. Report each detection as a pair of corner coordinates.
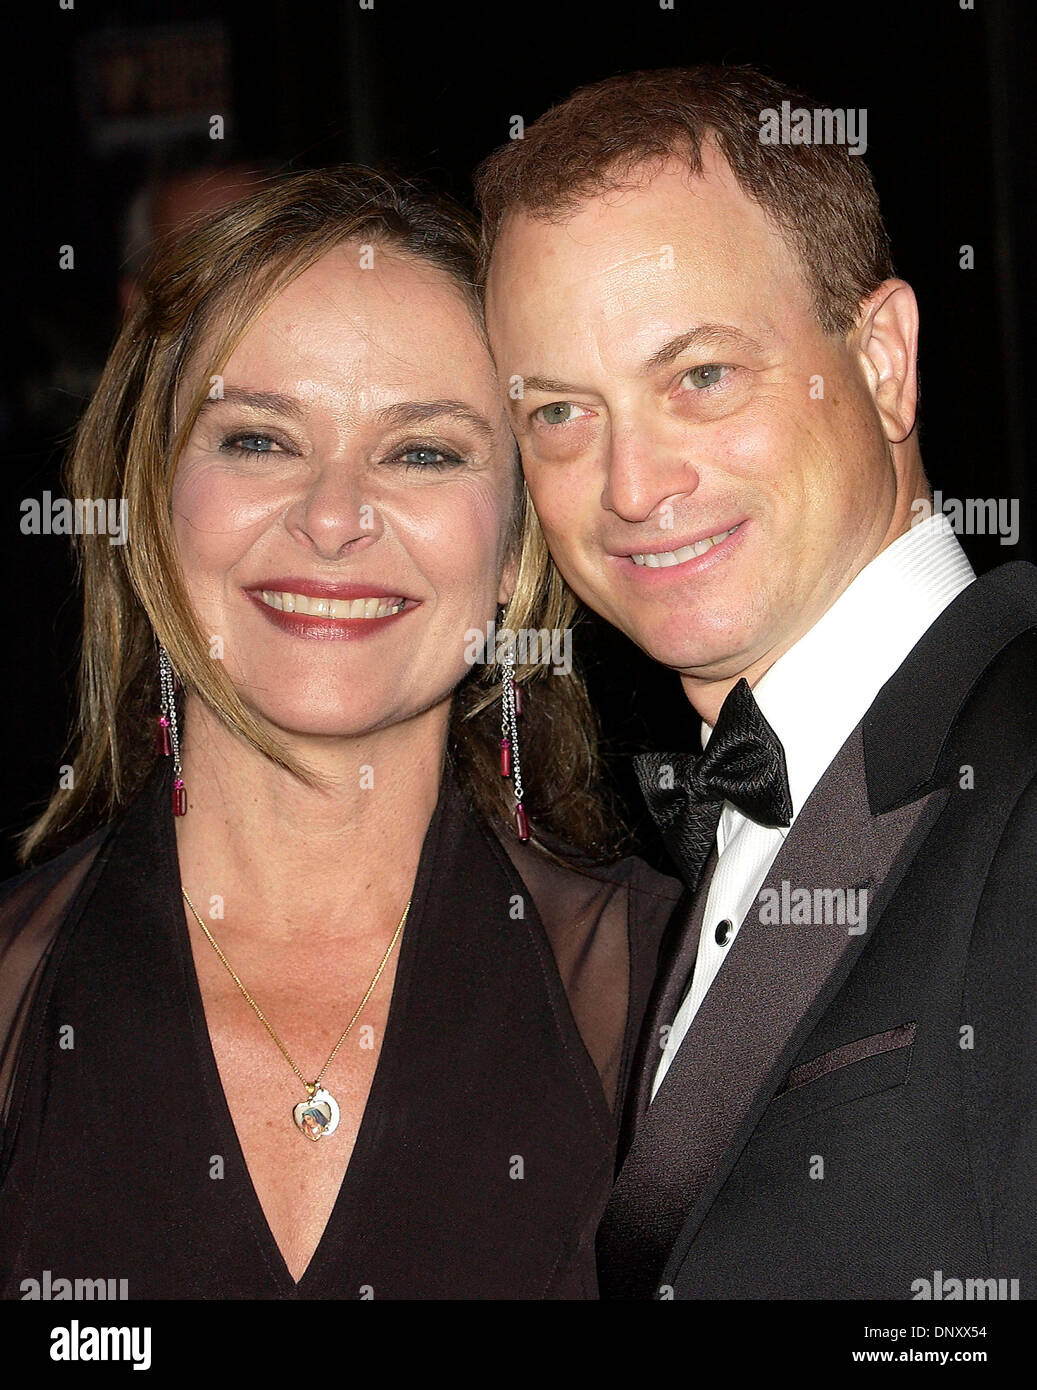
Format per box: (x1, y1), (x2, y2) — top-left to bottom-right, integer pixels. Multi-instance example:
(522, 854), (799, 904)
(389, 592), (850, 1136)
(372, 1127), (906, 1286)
(156, 759), (444, 1297)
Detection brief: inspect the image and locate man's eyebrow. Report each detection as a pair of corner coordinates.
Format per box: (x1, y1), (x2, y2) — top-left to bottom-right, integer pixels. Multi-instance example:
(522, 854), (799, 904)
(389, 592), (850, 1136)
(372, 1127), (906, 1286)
(374, 399), (497, 440)
(517, 325), (766, 399)
(196, 388), (306, 420)
(644, 324), (765, 373)
(519, 375), (581, 396)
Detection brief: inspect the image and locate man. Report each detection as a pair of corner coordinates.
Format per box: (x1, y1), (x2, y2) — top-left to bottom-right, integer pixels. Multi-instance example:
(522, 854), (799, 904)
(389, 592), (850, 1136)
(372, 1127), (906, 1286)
(476, 66), (1036, 1299)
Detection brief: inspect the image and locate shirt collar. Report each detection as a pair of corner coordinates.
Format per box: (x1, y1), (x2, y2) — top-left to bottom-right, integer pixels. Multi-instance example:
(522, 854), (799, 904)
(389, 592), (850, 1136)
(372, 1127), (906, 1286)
(702, 513), (976, 826)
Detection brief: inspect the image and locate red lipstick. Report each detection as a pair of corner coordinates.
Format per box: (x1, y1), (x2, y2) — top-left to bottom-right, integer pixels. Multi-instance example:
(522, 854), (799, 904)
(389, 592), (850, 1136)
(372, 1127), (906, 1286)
(243, 579), (418, 642)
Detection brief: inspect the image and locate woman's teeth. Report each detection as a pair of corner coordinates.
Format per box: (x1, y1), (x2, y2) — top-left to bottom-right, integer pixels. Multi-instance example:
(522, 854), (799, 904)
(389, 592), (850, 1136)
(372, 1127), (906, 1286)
(631, 526), (739, 568)
(258, 591), (406, 618)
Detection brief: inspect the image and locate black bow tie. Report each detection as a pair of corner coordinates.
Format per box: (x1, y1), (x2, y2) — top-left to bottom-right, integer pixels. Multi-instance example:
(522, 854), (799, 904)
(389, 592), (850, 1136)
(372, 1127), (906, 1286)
(633, 678), (792, 890)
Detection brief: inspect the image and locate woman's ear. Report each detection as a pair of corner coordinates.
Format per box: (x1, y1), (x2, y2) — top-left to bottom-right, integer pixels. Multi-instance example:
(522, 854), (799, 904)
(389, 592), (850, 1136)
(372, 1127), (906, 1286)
(498, 477), (527, 609)
(498, 549), (520, 609)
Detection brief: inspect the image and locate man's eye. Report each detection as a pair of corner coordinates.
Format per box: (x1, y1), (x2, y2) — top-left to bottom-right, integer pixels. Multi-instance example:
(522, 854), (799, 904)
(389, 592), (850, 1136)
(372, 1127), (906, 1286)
(533, 401), (588, 426)
(680, 364), (728, 390)
(220, 433), (283, 455)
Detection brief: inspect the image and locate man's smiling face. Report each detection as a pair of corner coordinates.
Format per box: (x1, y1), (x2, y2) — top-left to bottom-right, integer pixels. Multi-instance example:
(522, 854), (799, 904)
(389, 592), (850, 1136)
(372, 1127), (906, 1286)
(485, 145), (911, 695)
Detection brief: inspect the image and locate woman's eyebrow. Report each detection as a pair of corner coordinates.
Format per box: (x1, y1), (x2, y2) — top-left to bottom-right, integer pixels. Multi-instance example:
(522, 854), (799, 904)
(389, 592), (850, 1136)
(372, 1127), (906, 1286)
(374, 399), (496, 441)
(194, 390), (496, 441)
(195, 388), (307, 420)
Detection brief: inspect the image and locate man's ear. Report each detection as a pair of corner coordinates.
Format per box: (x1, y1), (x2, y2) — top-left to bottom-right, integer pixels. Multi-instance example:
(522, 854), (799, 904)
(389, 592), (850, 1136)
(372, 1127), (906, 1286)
(853, 279), (919, 444)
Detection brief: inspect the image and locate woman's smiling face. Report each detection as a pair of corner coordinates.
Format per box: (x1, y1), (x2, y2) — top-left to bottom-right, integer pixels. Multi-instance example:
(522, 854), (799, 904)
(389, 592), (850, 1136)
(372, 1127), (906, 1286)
(171, 242), (518, 741)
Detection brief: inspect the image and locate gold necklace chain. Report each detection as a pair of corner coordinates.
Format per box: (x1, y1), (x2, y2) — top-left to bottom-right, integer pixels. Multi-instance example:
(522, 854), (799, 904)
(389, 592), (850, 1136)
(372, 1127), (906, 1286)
(181, 887), (410, 1096)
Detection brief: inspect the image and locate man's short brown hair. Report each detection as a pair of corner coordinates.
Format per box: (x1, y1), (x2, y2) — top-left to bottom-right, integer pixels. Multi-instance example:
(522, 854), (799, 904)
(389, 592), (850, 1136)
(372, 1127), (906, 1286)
(474, 65), (894, 336)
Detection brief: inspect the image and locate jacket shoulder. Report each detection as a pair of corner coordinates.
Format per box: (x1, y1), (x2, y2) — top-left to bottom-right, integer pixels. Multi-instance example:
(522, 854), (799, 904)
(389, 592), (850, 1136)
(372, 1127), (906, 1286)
(867, 565), (1037, 811)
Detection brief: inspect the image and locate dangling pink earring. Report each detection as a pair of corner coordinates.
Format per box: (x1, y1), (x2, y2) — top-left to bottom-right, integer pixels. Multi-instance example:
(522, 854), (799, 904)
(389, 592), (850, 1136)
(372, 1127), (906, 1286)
(499, 648), (529, 841)
(157, 644), (187, 816)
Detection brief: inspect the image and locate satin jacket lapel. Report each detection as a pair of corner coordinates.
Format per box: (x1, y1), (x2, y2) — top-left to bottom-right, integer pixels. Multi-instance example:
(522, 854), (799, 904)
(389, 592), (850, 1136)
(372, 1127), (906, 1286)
(618, 851), (716, 1163)
(598, 722), (950, 1298)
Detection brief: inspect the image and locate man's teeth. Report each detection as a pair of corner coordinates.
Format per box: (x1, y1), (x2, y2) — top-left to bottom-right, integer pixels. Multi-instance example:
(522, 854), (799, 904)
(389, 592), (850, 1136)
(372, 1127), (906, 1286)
(631, 526), (739, 567)
(258, 591), (406, 618)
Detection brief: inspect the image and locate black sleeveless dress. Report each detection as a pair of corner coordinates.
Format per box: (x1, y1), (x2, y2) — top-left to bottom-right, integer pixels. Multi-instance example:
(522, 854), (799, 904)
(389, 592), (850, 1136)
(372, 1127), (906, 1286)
(0, 758), (679, 1299)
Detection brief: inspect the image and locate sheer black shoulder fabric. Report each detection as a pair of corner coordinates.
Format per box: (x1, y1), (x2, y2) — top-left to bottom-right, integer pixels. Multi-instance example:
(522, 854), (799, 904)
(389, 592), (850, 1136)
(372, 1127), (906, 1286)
(0, 825), (111, 1130)
(491, 830), (681, 1114)
(0, 758), (679, 1299)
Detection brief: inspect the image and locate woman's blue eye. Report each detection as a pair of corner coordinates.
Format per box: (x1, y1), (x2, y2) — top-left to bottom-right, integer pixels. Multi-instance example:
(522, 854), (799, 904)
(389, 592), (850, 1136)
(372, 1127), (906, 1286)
(395, 446), (463, 470)
(221, 434), (280, 454)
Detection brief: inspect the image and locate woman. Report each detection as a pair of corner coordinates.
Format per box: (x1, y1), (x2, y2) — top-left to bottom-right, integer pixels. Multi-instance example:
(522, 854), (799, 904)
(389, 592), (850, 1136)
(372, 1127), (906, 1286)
(0, 167), (680, 1298)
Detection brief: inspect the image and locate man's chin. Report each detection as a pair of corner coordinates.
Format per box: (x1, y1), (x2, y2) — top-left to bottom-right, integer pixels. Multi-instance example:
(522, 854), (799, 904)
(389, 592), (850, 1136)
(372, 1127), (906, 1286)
(617, 621), (754, 681)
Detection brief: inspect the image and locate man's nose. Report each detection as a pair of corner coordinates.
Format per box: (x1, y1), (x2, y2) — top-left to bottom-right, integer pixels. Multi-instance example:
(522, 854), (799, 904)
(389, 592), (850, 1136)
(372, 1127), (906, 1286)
(601, 420), (702, 526)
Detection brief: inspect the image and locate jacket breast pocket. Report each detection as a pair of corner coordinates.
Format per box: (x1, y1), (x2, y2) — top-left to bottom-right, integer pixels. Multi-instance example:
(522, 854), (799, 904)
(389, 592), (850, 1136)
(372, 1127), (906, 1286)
(758, 1022), (917, 1132)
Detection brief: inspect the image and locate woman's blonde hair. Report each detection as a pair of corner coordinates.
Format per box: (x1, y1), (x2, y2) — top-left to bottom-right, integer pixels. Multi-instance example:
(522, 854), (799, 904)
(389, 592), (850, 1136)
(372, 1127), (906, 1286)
(20, 165), (620, 865)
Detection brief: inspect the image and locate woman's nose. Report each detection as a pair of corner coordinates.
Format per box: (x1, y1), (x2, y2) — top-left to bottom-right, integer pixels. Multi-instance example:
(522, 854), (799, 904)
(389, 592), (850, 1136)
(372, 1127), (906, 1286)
(288, 464), (381, 559)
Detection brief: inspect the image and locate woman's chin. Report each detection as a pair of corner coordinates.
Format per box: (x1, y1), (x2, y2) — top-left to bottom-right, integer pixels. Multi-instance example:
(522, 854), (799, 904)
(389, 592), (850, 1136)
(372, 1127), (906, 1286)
(243, 699), (440, 746)
(256, 713), (393, 743)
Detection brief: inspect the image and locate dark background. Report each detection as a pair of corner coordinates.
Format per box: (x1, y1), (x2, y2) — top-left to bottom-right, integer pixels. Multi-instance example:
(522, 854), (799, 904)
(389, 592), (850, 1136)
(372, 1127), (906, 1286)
(4, 0), (1034, 876)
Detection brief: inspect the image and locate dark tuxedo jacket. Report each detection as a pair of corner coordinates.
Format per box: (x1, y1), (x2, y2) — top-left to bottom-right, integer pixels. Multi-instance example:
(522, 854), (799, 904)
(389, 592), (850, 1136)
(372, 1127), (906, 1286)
(598, 560), (1037, 1300)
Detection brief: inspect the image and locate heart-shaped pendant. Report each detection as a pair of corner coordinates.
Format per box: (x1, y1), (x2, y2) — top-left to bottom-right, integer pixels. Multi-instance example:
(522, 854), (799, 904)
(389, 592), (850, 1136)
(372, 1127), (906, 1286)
(293, 1086), (340, 1141)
